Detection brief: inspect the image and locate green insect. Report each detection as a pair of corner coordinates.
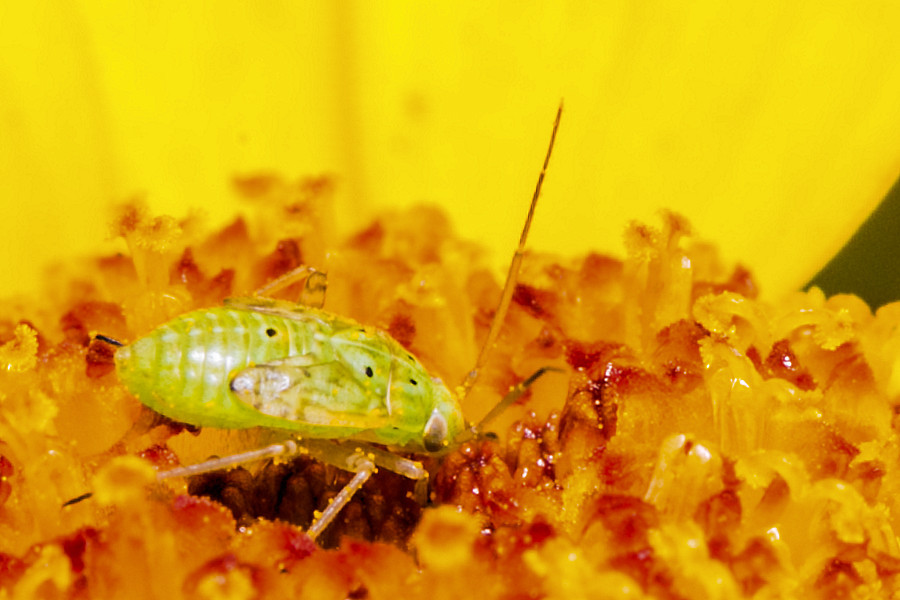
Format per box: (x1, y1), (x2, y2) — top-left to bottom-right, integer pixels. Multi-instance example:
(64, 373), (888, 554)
(95, 104), (563, 540)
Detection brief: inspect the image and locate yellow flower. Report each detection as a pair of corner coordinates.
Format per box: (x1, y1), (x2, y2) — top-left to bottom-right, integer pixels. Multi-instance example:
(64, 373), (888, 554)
(2, 2), (899, 300)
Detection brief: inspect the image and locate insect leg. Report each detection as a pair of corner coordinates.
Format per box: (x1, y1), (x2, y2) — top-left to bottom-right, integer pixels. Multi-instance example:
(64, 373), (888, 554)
(350, 442), (430, 504)
(301, 439), (427, 480)
(253, 265), (328, 308)
(156, 438), (426, 539)
(299, 440), (428, 540)
(63, 444), (294, 509)
(156, 439), (304, 481)
(306, 453), (374, 540)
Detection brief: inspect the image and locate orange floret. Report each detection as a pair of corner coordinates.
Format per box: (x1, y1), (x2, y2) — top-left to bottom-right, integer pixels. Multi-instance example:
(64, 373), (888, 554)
(1, 180), (900, 598)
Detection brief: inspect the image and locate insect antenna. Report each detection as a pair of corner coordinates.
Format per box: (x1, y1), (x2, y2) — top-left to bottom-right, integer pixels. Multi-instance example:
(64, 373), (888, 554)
(62, 491), (93, 507)
(94, 334), (124, 347)
(458, 102), (563, 401)
(454, 366), (564, 444)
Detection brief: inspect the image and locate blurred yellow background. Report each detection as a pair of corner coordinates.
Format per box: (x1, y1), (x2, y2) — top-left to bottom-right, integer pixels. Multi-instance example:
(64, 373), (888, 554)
(2, 2), (900, 298)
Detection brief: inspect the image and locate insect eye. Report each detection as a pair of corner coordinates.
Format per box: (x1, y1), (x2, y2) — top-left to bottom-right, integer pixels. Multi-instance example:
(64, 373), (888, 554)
(409, 378), (418, 386)
(423, 409), (448, 453)
(265, 328), (277, 338)
(365, 366), (374, 377)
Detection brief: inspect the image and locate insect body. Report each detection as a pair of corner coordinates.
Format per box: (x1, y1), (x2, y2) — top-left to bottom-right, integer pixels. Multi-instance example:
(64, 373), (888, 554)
(115, 298), (464, 451)
(94, 103), (563, 540)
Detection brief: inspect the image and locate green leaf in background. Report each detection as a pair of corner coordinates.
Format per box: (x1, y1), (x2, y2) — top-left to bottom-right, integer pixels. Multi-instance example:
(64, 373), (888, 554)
(807, 174), (900, 309)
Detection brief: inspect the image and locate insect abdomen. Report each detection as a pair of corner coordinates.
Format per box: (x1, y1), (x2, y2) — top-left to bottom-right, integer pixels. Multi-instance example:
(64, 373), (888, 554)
(115, 306), (332, 429)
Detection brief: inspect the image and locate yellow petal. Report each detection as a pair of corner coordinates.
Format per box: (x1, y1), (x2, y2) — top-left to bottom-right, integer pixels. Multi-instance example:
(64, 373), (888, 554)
(2, 2), (900, 298)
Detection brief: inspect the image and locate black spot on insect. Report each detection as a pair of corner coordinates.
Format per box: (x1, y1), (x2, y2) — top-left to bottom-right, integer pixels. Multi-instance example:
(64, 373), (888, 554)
(266, 328), (277, 337)
(365, 366), (374, 378)
(409, 378), (418, 386)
